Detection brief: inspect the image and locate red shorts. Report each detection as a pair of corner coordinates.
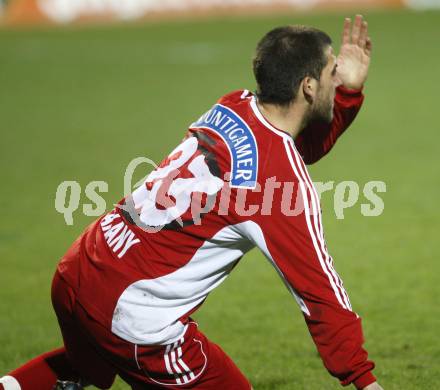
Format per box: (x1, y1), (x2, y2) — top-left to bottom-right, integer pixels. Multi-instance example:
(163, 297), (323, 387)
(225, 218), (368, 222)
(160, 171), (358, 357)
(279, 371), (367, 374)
(51, 271), (251, 389)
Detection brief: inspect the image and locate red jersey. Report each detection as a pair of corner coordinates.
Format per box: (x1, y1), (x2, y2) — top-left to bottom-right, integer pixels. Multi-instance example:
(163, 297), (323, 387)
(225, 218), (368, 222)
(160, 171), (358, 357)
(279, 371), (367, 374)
(58, 86), (375, 388)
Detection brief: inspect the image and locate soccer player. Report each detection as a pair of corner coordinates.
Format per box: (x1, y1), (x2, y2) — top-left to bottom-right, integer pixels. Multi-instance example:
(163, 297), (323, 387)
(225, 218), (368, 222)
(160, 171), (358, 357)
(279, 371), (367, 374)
(1, 15), (384, 390)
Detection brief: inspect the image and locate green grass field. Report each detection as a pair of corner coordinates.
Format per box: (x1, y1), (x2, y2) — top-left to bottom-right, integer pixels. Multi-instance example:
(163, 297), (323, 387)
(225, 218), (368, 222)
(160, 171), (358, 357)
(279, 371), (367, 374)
(1, 8), (439, 390)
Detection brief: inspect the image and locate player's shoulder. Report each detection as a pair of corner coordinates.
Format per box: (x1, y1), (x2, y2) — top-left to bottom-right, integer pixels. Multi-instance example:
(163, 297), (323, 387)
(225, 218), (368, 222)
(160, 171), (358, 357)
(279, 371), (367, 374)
(190, 89), (293, 187)
(217, 89), (254, 106)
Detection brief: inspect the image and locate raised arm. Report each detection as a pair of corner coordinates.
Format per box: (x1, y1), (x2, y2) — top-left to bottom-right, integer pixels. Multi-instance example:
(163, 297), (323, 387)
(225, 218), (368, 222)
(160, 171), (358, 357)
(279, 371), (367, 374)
(295, 15), (372, 165)
(237, 134), (378, 388)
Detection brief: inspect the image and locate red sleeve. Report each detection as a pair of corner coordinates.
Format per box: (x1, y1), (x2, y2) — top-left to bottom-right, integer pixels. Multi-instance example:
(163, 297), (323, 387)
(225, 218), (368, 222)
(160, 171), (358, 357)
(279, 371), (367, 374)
(237, 136), (375, 388)
(294, 86), (364, 165)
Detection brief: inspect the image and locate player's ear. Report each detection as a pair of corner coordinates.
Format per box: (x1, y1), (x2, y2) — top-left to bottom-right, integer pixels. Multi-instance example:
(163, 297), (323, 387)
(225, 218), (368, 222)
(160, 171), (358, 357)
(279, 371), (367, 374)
(302, 76), (318, 104)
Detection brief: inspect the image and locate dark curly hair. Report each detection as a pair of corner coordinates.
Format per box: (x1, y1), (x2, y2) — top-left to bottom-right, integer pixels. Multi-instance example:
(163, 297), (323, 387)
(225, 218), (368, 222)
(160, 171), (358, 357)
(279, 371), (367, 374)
(253, 25), (332, 106)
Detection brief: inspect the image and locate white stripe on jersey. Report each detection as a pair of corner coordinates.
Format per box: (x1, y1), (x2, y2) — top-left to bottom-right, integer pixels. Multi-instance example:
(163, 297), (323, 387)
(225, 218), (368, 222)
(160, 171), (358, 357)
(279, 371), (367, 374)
(236, 221), (310, 315)
(250, 96), (290, 139)
(283, 137), (349, 311)
(0, 376), (21, 390)
(164, 343), (180, 383)
(250, 95), (352, 312)
(286, 139), (352, 310)
(112, 227), (253, 345)
(160, 337), (207, 386)
(170, 341), (187, 383)
(177, 337), (196, 380)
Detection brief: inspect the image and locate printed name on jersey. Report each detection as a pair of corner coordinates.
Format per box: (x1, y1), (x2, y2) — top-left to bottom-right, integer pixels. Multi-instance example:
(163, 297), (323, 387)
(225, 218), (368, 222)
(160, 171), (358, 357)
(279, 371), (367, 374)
(191, 104), (258, 189)
(100, 212), (140, 258)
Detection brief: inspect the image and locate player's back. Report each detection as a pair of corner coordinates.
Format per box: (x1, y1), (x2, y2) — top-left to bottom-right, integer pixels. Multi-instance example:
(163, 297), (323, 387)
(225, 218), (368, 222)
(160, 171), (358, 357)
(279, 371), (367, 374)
(57, 89), (298, 346)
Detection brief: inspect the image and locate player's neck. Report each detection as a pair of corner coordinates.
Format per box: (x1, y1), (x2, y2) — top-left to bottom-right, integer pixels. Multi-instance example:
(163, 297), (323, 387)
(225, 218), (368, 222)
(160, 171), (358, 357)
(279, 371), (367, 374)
(256, 100), (307, 138)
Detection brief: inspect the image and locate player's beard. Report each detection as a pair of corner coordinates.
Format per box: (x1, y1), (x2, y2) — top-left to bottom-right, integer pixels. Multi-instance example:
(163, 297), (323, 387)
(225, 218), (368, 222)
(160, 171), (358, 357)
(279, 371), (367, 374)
(310, 86), (334, 124)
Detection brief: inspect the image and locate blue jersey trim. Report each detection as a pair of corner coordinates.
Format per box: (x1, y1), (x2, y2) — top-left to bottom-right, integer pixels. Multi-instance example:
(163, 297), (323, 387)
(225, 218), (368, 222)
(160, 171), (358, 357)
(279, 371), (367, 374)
(191, 104), (258, 189)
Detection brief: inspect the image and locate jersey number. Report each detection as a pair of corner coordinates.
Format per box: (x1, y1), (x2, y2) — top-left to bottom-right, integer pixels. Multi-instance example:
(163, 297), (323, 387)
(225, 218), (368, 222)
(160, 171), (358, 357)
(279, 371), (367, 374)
(131, 137), (223, 227)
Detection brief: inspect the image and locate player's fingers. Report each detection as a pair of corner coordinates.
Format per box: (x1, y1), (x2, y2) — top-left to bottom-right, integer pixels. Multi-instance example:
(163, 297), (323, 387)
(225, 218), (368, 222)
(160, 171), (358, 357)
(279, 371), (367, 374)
(358, 21), (368, 48)
(365, 37), (373, 56)
(351, 14), (363, 44)
(342, 17), (351, 45)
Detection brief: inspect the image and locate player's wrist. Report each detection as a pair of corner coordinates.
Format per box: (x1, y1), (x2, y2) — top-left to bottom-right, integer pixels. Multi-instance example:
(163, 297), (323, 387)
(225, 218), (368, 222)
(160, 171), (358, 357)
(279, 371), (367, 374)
(353, 370), (376, 389)
(338, 84), (364, 94)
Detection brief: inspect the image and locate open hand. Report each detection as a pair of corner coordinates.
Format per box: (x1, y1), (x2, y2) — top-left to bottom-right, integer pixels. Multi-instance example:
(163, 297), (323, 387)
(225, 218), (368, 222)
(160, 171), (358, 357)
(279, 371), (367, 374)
(336, 15), (372, 90)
